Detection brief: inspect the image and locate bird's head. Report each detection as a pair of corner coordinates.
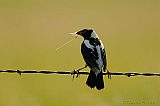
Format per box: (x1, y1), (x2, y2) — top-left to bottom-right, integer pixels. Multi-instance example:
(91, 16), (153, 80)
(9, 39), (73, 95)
(71, 28), (98, 39)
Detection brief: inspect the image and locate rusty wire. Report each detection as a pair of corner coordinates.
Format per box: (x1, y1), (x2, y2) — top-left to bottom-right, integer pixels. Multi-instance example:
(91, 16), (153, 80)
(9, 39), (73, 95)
(0, 69), (160, 77)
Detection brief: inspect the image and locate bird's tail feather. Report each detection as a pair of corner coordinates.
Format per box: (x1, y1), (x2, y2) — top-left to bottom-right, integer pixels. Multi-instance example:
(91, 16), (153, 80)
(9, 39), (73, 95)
(86, 70), (96, 88)
(96, 72), (104, 90)
(86, 70), (104, 90)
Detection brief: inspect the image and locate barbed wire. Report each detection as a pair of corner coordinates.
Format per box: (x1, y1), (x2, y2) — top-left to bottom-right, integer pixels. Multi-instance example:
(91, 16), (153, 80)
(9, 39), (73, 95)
(0, 69), (160, 78)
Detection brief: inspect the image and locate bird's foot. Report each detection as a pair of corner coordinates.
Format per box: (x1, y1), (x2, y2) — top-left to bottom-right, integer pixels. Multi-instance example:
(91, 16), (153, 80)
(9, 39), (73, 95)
(75, 69), (80, 78)
(71, 69), (80, 80)
(107, 70), (112, 79)
(71, 65), (87, 79)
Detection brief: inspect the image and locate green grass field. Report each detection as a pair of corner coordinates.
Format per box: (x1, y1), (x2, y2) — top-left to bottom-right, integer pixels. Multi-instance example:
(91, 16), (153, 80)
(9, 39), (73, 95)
(0, 0), (160, 106)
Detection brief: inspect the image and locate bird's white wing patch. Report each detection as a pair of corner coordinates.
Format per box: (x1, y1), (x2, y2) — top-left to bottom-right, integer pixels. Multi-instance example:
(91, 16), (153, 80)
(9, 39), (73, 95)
(84, 40), (94, 49)
(100, 40), (104, 49)
(96, 46), (103, 71)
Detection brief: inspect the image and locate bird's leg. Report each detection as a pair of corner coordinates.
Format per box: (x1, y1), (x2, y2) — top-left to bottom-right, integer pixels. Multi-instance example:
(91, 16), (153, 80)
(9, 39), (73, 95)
(107, 69), (111, 79)
(73, 64), (87, 78)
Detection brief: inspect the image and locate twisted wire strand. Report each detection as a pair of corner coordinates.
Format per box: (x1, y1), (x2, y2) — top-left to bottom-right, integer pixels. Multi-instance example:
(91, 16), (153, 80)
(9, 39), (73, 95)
(0, 70), (160, 77)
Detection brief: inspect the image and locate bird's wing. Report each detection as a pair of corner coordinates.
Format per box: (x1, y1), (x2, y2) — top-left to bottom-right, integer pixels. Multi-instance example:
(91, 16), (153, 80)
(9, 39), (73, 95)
(102, 48), (107, 72)
(81, 42), (99, 70)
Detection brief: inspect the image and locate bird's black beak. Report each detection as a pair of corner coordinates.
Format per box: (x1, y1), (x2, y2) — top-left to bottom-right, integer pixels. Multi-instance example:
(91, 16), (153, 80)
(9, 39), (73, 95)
(75, 31), (81, 35)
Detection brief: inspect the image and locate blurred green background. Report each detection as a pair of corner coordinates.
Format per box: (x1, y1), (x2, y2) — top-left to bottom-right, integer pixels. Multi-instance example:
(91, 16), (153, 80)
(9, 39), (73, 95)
(0, 0), (160, 106)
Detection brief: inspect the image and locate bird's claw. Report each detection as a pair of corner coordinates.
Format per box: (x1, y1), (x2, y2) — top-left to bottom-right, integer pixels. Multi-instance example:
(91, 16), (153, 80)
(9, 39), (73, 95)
(107, 70), (112, 79)
(71, 69), (80, 80)
(76, 70), (80, 78)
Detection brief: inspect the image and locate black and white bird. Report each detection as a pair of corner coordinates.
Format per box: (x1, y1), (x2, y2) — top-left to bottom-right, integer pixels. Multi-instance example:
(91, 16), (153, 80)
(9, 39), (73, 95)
(72, 28), (110, 90)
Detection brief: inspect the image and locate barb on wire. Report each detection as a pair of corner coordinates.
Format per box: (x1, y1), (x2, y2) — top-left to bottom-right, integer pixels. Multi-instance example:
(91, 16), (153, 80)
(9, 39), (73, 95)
(0, 69), (160, 77)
